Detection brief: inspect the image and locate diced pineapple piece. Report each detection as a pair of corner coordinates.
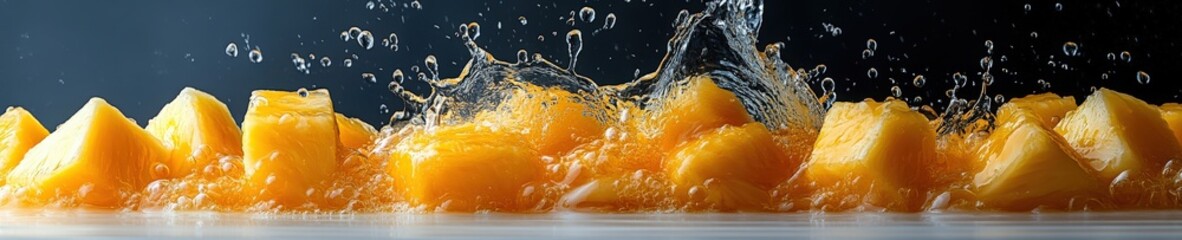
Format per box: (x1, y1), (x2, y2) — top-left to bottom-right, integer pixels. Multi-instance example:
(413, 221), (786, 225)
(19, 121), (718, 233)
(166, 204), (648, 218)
(387, 123), (545, 212)
(1054, 88), (1182, 181)
(974, 113), (1104, 210)
(652, 75), (754, 151)
(242, 89), (339, 207)
(334, 113), (377, 151)
(6, 98), (168, 207)
(996, 93), (1077, 128)
(493, 86), (605, 156)
(807, 99), (938, 211)
(1159, 103), (1182, 147)
(0, 107), (50, 183)
(665, 122), (791, 211)
(145, 87), (242, 178)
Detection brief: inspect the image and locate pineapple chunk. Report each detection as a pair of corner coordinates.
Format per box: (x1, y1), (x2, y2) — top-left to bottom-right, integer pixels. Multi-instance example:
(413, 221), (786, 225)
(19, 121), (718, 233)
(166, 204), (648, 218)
(242, 89), (339, 206)
(807, 99), (937, 211)
(1159, 103), (1182, 147)
(7, 98), (168, 207)
(387, 123), (545, 212)
(996, 93), (1076, 128)
(487, 86), (605, 156)
(334, 113), (377, 151)
(1054, 88), (1182, 181)
(974, 113), (1104, 210)
(665, 122), (791, 211)
(145, 87), (242, 178)
(0, 107), (50, 183)
(652, 75), (754, 151)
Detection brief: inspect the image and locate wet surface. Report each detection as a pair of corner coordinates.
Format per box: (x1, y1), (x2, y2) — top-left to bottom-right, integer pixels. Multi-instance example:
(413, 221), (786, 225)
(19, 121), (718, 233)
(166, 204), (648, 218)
(0, 211), (1180, 239)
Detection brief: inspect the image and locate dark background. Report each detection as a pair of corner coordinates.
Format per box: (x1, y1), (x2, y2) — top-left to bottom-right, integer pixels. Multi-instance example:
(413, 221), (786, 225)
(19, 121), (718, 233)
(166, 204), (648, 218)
(1, 0), (1179, 127)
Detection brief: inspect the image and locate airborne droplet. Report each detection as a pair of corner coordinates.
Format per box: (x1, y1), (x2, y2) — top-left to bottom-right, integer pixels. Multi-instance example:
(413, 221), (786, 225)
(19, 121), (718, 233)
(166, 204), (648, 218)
(387, 33), (399, 51)
(866, 38), (877, 51)
(362, 72), (377, 83)
(519, 16), (528, 25)
(1120, 51), (1132, 62)
(890, 85), (902, 98)
(980, 56), (993, 71)
(862, 49), (874, 59)
(425, 55), (439, 81)
(358, 30), (375, 50)
(603, 13), (617, 29)
(225, 42), (239, 57)
(248, 48), (263, 63)
(392, 69), (405, 84)
(343, 58), (353, 68)
(867, 67), (878, 79)
(1062, 41), (1079, 56)
(579, 6), (596, 23)
(1137, 71), (1151, 84)
(320, 57), (331, 67)
(516, 49), (528, 64)
(566, 29), (583, 71)
(913, 75), (926, 87)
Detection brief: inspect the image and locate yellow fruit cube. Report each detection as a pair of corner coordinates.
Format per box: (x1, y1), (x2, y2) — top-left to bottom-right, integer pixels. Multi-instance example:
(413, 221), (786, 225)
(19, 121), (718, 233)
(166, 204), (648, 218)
(974, 113), (1104, 210)
(1159, 103), (1182, 147)
(807, 99), (938, 211)
(0, 107), (50, 183)
(496, 86), (605, 156)
(665, 122), (791, 211)
(1054, 88), (1182, 181)
(335, 113), (377, 151)
(652, 75), (753, 151)
(387, 123), (545, 212)
(145, 87), (242, 178)
(7, 98), (168, 207)
(996, 93), (1076, 128)
(242, 89), (339, 207)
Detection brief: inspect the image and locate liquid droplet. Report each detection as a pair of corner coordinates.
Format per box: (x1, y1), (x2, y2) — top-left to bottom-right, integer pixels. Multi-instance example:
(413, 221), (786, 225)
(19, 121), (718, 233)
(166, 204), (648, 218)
(980, 56), (993, 71)
(410, 0), (421, 9)
(425, 55), (439, 81)
(1120, 51), (1132, 62)
(1106, 52), (1117, 61)
(516, 49), (528, 64)
(867, 67), (878, 79)
(320, 57), (331, 67)
(365, 1), (375, 10)
(566, 29), (583, 71)
(225, 42), (239, 57)
(348, 27), (362, 40)
(579, 6), (596, 23)
(1062, 41), (1079, 56)
(387, 33), (399, 51)
(866, 38), (877, 51)
(674, 10), (690, 28)
(913, 75), (926, 87)
(890, 85), (902, 97)
(248, 48), (263, 63)
(297, 88), (309, 97)
(953, 72), (967, 87)
(392, 69), (405, 84)
(519, 16), (528, 25)
(820, 77), (836, 93)
(984, 40), (994, 54)
(861, 49), (874, 59)
(603, 13), (617, 29)
(1055, 2), (1064, 11)
(343, 58), (353, 68)
(340, 31), (351, 42)
(465, 22), (481, 41)
(362, 72), (377, 83)
(1024, 3), (1032, 12)
(1137, 71), (1151, 84)
(358, 30), (375, 50)
(994, 94), (1005, 104)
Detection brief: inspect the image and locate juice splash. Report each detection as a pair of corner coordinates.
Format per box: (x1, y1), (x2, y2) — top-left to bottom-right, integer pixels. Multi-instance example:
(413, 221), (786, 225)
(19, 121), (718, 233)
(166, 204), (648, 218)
(0, 0), (1180, 213)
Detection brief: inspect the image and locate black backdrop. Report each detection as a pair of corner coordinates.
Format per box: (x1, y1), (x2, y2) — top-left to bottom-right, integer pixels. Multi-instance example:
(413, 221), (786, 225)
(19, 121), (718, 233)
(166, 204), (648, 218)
(1, 0), (1179, 127)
